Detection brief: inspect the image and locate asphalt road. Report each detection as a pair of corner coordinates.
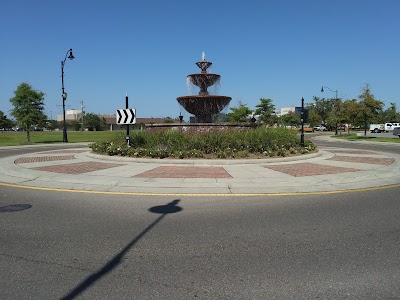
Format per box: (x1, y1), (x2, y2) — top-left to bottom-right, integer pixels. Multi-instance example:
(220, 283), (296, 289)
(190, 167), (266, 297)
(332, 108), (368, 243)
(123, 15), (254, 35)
(1, 139), (400, 299)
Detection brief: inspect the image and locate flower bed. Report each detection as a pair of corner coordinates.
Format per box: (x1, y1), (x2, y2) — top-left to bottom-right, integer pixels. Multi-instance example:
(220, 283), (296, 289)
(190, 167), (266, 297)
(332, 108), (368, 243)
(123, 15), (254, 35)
(90, 127), (316, 159)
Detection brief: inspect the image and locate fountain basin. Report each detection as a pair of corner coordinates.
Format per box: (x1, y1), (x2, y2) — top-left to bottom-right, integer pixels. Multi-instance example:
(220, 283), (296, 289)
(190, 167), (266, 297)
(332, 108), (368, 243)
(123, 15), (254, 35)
(177, 95), (232, 123)
(188, 73), (221, 88)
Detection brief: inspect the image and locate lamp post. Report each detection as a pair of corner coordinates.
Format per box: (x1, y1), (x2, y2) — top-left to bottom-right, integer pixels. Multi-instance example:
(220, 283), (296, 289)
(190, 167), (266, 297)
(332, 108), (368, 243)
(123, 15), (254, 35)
(300, 97), (305, 147)
(321, 85), (339, 135)
(61, 48), (75, 143)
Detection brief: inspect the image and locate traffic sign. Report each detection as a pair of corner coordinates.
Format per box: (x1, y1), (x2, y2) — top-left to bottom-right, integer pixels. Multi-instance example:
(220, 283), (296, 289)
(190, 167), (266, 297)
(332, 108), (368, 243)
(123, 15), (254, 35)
(116, 108), (136, 124)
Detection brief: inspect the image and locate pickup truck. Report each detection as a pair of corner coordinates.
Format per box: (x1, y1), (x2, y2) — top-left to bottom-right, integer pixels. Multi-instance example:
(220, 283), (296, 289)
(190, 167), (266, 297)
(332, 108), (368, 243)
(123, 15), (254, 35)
(393, 127), (400, 138)
(313, 125), (327, 131)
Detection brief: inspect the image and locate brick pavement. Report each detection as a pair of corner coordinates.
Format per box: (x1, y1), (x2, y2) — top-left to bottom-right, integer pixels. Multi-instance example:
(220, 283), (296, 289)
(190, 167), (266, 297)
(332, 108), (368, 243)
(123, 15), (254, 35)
(11, 148), (397, 179)
(327, 149), (378, 154)
(134, 166), (232, 178)
(32, 162), (125, 174)
(265, 162), (360, 177)
(328, 156), (395, 165)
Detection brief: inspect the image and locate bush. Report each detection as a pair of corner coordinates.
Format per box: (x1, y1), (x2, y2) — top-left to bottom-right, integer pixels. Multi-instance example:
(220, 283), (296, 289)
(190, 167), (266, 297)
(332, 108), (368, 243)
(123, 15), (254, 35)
(90, 128), (315, 159)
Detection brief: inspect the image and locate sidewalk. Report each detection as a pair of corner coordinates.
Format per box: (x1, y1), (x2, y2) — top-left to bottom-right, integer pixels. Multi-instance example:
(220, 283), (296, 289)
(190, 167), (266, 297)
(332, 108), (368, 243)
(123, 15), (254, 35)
(1, 137), (400, 195)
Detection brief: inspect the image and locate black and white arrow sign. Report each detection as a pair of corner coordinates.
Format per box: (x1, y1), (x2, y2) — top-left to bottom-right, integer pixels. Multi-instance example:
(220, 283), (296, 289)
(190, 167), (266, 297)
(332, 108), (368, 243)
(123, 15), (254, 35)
(116, 108), (136, 124)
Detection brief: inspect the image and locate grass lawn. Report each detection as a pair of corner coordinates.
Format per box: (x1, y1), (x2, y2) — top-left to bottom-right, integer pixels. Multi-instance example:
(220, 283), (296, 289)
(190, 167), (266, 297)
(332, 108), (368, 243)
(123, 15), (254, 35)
(0, 131), (121, 146)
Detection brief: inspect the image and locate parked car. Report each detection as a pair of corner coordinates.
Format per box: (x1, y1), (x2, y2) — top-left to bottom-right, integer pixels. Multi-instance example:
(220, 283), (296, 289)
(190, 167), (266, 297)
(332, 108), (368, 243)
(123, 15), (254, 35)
(393, 127), (400, 138)
(313, 125), (327, 131)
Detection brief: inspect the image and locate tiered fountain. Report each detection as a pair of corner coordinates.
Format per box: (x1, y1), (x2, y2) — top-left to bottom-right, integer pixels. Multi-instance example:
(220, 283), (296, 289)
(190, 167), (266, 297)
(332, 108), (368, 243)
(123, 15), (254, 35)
(177, 52), (232, 123)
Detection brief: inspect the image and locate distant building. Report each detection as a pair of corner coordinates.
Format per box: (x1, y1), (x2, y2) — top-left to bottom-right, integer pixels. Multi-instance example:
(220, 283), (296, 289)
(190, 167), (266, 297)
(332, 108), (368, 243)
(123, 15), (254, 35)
(57, 110), (180, 130)
(57, 109), (83, 121)
(278, 106), (309, 123)
(104, 116), (181, 131)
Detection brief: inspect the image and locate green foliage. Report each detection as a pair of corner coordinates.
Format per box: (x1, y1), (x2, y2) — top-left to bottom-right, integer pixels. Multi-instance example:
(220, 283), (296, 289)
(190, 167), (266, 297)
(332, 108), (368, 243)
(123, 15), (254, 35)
(84, 113), (106, 131)
(0, 111), (14, 129)
(67, 120), (81, 131)
(357, 84), (384, 134)
(307, 111), (321, 127)
(227, 102), (253, 123)
(311, 96), (333, 125)
(9, 82), (46, 142)
(341, 99), (359, 132)
(254, 98), (276, 125)
(358, 83), (384, 121)
(90, 128), (316, 159)
(381, 102), (399, 122)
(280, 111), (301, 127)
(45, 120), (59, 131)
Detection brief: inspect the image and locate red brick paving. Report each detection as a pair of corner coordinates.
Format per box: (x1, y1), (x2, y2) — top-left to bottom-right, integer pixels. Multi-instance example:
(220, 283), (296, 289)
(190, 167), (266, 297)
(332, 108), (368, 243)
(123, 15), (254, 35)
(328, 149), (377, 154)
(328, 156), (394, 165)
(134, 166), (232, 178)
(14, 156), (76, 164)
(32, 162), (125, 174)
(265, 163), (360, 177)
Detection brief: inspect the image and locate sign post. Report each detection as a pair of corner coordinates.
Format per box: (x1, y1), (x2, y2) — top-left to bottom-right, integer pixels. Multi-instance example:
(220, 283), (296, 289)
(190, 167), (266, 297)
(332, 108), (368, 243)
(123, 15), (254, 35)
(125, 95), (130, 147)
(116, 95), (136, 147)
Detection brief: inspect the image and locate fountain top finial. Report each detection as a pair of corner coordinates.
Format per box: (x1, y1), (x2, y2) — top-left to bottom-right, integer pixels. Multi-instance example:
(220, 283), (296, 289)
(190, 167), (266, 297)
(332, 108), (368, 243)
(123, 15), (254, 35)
(196, 51), (212, 73)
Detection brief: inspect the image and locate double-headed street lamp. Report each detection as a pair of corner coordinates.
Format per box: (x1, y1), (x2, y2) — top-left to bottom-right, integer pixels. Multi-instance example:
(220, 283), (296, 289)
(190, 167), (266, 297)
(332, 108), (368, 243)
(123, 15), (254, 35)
(321, 85), (339, 136)
(61, 48), (75, 143)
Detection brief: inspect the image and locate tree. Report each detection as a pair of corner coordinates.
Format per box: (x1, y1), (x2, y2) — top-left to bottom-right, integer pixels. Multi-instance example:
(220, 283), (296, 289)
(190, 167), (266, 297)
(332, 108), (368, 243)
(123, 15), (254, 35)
(312, 96), (332, 125)
(280, 111), (301, 127)
(0, 111), (14, 130)
(381, 102), (398, 122)
(341, 99), (359, 133)
(358, 84), (384, 136)
(254, 98), (276, 125)
(306, 105), (321, 128)
(227, 102), (253, 123)
(326, 98), (343, 134)
(84, 113), (106, 131)
(45, 120), (59, 131)
(9, 82), (46, 142)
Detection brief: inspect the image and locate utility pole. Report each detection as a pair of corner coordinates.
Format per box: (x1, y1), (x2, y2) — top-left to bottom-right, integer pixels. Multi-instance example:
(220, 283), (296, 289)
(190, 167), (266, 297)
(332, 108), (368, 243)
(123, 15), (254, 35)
(80, 100), (85, 131)
(300, 97), (305, 147)
(126, 94), (130, 146)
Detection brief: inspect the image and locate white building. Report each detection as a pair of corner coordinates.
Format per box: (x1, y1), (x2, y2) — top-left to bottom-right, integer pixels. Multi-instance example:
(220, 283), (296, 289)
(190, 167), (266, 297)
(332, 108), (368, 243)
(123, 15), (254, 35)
(278, 106), (301, 117)
(57, 109), (83, 121)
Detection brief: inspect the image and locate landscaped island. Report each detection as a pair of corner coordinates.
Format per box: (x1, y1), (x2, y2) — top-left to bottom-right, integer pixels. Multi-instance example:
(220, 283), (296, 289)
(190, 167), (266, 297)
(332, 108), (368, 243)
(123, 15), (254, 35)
(89, 127), (315, 159)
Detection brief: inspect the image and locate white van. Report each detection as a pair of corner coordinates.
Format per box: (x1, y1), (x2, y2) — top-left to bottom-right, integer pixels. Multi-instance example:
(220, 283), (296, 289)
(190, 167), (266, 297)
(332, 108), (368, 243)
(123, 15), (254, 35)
(369, 124), (384, 133)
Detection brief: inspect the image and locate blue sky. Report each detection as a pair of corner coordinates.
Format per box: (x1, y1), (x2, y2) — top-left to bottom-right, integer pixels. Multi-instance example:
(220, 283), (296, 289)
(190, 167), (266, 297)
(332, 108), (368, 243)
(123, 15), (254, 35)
(1, 0), (399, 121)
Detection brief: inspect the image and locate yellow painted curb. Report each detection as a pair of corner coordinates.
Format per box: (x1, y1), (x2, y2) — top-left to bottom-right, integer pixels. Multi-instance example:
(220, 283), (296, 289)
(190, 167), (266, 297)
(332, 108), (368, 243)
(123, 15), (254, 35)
(1, 182), (400, 197)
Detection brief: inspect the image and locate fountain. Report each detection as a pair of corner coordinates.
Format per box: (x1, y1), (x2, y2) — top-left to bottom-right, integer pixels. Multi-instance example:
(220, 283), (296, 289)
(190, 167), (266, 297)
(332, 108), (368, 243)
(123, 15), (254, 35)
(177, 52), (232, 123)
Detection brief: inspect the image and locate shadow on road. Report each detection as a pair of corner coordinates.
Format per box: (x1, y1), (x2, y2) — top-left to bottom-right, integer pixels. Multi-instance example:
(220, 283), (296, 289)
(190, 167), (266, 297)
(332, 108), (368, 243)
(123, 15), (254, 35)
(60, 199), (182, 300)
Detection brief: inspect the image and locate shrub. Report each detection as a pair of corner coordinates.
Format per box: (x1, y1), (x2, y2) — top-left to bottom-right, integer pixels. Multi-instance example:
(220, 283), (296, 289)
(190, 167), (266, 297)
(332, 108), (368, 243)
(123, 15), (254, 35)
(89, 127), (315, 159)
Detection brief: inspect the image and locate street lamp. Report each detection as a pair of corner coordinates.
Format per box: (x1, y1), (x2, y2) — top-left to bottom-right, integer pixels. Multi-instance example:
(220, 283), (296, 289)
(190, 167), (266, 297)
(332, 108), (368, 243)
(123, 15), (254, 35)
(321, 85), (339, 135)
(61, 48), (75, 143)
(300, 97), (305, 147)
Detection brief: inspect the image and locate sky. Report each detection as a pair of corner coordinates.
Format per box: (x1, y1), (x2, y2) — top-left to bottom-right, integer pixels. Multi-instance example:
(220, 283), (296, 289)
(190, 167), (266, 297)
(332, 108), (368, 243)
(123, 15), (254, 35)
(1, 0), (400, 121)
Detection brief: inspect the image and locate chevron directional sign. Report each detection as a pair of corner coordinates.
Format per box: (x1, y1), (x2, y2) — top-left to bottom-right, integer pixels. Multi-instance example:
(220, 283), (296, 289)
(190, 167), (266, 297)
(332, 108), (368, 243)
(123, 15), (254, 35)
(116, 108), (136, 125)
